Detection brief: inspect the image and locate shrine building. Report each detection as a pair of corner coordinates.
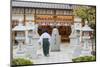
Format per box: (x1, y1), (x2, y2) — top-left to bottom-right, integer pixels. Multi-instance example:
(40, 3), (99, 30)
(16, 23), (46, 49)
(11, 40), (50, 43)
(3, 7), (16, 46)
(11, 1), (86, 43)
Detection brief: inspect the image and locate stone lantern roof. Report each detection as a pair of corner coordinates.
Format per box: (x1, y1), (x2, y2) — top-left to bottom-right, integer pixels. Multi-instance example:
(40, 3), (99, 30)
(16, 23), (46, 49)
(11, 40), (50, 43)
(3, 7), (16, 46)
(26, 21), (35, 30)
(12, 22), (26, 31)
(81, 21), (93, 31)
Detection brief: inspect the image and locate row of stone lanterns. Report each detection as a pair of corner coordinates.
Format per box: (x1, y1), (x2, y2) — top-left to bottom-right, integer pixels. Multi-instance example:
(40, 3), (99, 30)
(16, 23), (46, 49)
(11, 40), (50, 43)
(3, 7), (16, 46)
(12, 16), (94, 59)
(69, 17), (93, 57)
(12, 19), (39, 59)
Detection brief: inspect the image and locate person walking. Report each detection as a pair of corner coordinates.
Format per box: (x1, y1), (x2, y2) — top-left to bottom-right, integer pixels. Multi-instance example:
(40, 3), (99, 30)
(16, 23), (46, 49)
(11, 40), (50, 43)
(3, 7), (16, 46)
(38, 29), (51, 57)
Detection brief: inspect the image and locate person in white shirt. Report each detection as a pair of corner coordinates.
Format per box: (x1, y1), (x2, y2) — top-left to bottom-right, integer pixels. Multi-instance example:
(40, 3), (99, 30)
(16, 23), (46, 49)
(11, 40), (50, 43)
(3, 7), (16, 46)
(38, 29), (51, 57)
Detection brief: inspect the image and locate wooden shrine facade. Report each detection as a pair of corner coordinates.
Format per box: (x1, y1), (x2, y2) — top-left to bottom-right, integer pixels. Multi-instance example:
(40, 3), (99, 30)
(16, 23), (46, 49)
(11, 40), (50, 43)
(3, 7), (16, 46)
(12, 1), (74, 42)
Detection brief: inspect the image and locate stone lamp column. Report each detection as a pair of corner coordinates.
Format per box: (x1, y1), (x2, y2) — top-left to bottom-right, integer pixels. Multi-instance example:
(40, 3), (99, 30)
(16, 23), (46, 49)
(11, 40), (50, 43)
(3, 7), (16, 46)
(81, 21), (93, 56)
(12, 20), (26, 58)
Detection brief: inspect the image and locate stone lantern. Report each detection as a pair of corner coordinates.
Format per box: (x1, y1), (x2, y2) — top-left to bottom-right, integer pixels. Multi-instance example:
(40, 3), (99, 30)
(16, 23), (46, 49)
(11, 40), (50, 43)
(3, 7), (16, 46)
(26, 21), (35, 45)
(69, 17), (82, 58)
(81, 21), (93, 56)
(69, 17), (82, 47)
(12, 20), (26, 58)
(74, 17), (82, 45)
(25, 21), (40, 59)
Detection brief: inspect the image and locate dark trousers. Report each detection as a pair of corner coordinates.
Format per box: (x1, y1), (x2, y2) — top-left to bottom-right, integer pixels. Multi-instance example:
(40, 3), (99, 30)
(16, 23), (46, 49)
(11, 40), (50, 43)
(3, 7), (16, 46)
(43, 38), (50, 56)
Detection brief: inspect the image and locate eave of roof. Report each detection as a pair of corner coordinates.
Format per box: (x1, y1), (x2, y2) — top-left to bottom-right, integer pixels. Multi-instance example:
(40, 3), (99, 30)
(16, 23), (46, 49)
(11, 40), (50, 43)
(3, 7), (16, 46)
(12, 1), (73, 9)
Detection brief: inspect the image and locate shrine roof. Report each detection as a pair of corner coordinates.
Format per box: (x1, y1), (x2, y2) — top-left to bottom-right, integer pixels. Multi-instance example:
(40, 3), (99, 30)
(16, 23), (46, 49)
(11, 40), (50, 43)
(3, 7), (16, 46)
(12, 1), (74, 9)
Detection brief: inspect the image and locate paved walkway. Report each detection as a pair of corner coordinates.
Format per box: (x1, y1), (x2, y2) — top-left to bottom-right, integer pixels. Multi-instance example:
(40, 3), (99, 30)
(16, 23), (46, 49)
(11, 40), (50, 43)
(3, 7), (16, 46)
(13, 41), (93, 64)
(32, 43), (73, 64)
(13, 43), (77, 64)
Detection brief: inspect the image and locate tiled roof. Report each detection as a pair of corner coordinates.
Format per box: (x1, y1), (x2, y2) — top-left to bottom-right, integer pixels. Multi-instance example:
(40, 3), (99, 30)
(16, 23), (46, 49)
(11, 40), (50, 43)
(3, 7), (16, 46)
(12, 1), (73, 9)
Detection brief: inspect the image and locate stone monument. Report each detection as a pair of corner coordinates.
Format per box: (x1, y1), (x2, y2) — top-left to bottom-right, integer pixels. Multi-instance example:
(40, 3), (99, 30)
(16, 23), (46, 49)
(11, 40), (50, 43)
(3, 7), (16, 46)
(51, 27), (61, 52)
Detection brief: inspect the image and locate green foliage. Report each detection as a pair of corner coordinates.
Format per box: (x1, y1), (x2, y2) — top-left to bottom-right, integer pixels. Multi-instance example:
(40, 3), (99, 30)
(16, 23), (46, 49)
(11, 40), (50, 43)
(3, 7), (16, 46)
(74, 6), (88, 20)
(88, 7), (96, 23)
(12, 58), (33, 65)
(72, 56), (96, 62)
(74, 6), (96, 24)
